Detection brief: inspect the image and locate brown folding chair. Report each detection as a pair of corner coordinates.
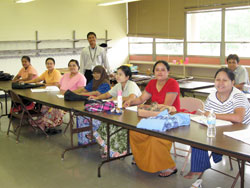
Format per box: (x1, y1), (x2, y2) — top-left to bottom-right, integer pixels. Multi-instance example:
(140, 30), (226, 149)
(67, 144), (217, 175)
(173, 97), (205, 175)
(6, 90), (48, 143)
(197, 154), (241, 188)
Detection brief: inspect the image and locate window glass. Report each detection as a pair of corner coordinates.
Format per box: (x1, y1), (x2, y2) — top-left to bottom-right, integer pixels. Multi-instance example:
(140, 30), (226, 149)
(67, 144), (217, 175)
(187, 11), (221, 42)
(156, 43), (183, 55)
(129, 44), (152, 54)
(225, 8), (250, 41)
(187, 43), (220, 56)
(226, 43), (250, 57)
(129, 37), (153, 42)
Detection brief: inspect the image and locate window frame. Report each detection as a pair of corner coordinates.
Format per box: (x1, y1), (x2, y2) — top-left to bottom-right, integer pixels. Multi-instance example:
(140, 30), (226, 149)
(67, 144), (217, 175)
(128, 6), (250, 65)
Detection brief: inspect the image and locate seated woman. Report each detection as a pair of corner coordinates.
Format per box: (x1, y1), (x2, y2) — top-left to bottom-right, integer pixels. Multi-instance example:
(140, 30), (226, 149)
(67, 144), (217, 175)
(73, 65), (110, 96)
(124, 60), (180, 177)
(11, 56), (38, 111)
(75, 65), (111, 145)
(184, 68), (250, 179)
(59, 59), (86, 94)
(25, 57), (61, 86)
(25, 57), (63, 132)
(13, 56), (38, 82)
(89, 65), (142, 158)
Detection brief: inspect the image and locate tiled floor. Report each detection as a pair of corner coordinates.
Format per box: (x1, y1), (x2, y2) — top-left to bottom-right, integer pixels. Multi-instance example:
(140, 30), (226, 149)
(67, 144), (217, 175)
(0, 99), (249, 188)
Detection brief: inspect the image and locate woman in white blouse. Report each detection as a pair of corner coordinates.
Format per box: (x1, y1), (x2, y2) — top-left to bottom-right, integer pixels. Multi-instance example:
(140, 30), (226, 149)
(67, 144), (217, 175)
(185, 67), (250, 179)
(89, 65), (142, 158)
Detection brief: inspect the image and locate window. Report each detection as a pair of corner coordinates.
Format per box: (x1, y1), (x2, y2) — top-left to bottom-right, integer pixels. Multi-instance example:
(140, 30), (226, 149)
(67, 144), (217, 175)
(187, 43), (220, 56)
(156, 39), (183, 55)
(225, 7), (250, 57)
(186, 10), (221, 56)
(129, 37), (153, 55)
(129, 6), (250, 63)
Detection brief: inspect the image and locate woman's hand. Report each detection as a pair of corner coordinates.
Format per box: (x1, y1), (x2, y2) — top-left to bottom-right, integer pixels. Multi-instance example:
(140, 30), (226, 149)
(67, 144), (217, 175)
(60, 90), (66, 95)
(88, 96), (97, 100)
(123, 100), (132, 108)
(167, 106), (176, 113)
(204, 111), (210, 117)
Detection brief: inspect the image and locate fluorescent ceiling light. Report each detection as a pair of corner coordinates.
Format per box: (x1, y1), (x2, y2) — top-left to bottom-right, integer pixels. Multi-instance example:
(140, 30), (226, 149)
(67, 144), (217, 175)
(98, 0), (140, 6)
(15, 0), (34, 3)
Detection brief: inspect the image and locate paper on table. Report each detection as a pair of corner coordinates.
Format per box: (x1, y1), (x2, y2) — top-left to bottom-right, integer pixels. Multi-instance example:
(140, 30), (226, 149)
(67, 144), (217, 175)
(31, 86), (60, 92)
(45, 86), (60, 91)
(223, 129), (250, 145)
(31, 89), (47, 92)
(125, 106), (138, 112)
(57, 94), (64, 98)
(190, 114), (232, 127)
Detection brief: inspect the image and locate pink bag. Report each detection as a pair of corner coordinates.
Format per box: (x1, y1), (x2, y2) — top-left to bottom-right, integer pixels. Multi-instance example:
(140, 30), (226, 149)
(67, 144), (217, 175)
(85, 101), (115, 112)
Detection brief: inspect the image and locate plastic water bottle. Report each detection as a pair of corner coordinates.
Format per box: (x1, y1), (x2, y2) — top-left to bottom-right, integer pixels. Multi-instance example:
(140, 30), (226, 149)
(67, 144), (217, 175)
(207, 110), (216, 137)
(117, 90), (123, 109)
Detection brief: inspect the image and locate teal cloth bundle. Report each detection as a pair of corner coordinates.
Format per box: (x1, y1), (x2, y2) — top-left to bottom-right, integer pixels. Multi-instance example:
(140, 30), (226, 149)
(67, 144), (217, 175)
(137, 110), (190, 132)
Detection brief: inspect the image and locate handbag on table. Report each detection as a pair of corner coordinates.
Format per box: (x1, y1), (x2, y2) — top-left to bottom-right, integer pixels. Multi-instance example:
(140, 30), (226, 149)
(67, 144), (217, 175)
(137, 102), (175, 117)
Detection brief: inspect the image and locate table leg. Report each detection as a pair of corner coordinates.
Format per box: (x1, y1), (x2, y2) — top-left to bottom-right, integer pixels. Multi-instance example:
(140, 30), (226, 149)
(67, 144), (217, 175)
(240, 160), (245, 188)
(61, 112), (95, 160)
(98, 123), (132, 178)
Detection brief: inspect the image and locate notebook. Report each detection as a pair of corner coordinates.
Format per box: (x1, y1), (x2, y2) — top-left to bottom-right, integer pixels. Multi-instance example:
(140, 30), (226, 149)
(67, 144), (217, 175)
(190, 114), (232, 127)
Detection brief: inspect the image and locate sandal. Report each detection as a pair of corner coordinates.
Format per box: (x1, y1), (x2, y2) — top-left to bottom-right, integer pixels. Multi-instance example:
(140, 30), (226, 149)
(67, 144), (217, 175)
(158, 168), (178, 177)
(131, 157), (136, 165)
(190, 179), (202, 188)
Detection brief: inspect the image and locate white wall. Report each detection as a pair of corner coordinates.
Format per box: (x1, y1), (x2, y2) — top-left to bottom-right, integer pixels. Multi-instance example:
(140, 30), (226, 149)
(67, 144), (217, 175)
(0, 0), (128, 75)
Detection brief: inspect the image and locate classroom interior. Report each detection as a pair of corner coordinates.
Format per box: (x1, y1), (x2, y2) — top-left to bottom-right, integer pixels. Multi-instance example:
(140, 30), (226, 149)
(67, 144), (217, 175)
(1, 0), (250, 187)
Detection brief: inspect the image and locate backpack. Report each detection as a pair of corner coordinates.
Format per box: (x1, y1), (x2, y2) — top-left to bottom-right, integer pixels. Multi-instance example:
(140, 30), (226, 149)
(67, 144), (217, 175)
(0, 71), (14, 81)
(12, 82), (44, 89)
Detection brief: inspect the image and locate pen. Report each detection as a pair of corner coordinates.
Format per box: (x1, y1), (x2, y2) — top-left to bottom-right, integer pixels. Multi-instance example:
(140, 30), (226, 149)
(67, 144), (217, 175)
(198, 109), (205, 114)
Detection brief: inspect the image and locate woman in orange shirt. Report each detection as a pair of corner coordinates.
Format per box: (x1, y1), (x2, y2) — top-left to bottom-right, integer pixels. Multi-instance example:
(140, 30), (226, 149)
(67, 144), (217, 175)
(25, 57), (61, 86)
(25, 57), (63, 133)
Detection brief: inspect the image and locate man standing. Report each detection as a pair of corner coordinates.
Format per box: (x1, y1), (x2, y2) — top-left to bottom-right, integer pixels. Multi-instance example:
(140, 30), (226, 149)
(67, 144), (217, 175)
(227, 54), (249, 91)
(80, 32), (110, 84)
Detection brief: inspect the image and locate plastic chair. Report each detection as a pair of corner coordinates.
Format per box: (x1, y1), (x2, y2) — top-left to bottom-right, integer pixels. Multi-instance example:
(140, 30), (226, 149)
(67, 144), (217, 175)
(173, 97), (205, 175)
(6, 90), (48, 143)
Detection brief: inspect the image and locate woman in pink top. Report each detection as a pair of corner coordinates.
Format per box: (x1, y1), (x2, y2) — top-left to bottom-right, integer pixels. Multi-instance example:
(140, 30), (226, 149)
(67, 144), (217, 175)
(59, 59), (86, 94)
(12, 56), (38, 82)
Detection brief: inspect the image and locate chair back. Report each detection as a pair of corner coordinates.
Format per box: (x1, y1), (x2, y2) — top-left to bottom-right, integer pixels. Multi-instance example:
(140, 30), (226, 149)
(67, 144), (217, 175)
(180, 97), (204, 115)
(8, 90), (26, 109)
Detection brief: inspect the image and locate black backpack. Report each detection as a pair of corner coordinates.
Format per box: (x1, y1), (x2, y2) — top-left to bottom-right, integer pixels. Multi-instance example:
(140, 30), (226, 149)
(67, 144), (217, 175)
(0, 71), (14, 81)
(64, 90), (89, 101)
(12, 82), (44, 89)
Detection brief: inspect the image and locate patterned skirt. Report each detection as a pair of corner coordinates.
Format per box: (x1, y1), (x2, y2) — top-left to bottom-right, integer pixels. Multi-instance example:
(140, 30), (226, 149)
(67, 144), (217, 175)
(95, 124), (128, 158)
(77, 116), (128, 158)
(77, 116), (101, 145)
(29, 105), (65, 130)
